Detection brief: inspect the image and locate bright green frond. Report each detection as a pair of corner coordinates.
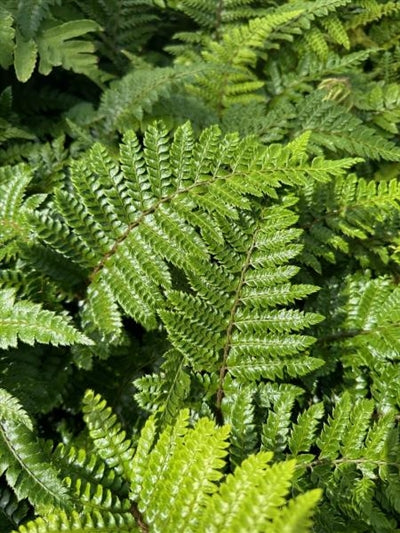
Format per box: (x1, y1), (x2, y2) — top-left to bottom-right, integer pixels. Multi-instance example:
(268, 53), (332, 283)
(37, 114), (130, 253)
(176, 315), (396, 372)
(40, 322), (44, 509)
(15, 509), (137, 533)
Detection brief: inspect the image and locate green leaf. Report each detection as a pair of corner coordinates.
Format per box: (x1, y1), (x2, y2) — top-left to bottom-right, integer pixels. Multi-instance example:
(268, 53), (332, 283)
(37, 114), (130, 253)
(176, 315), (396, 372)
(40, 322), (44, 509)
(0, 8), (15, 69)
(14, 32), (37, 83)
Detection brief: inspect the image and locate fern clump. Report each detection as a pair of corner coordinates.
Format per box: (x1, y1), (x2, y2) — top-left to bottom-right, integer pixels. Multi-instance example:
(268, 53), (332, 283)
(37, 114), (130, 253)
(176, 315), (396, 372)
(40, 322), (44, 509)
(1, 1), (400, 531)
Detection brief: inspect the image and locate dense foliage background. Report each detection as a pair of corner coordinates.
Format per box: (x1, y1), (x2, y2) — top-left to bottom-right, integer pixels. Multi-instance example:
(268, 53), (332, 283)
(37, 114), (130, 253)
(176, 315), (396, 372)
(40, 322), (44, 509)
(2, 1), (400, 531)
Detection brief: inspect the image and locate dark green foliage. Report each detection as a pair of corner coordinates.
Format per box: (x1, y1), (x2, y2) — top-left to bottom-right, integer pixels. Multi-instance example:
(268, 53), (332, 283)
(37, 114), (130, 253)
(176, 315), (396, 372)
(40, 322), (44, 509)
(1, 1), (400, 531)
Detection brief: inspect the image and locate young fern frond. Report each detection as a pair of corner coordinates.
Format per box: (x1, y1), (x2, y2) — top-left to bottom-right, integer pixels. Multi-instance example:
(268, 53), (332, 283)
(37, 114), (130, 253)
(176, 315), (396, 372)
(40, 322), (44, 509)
(16, 397), (319, 533)
(16, 510), (138, 533)
(186, 11), (304, 112)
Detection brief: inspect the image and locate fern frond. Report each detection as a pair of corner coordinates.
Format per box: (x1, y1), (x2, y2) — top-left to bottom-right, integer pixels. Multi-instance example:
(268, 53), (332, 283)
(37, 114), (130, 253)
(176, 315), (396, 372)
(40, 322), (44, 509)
(82, 390), (135, 482)
(16, 509), (137, 533)
(298, 173), (400, 271)
(221, 380), (257, 466)
(198, 453), (305, 532)
(98, 66), (209, 133)
(138, 411), (230, 531)
(188, 11), (303, 112)
(0, 289), (92, 349)
(52, 442), (126, 497)
(160, 204), (324, 392)
(0, 388), (33, 431)
(268, 489), (323, 533)
(0, 164), (32, 262)
(30, 121), (356, 335)
(0, 392), (69, 511)
(0, 7), (15, 69)
(297, 92), (400, 160)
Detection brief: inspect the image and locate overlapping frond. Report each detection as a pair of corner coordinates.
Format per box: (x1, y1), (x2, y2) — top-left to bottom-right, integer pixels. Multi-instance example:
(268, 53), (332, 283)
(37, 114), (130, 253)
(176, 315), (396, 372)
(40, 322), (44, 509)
(298, 173), (400, 271)
(311, 276), (400, 410)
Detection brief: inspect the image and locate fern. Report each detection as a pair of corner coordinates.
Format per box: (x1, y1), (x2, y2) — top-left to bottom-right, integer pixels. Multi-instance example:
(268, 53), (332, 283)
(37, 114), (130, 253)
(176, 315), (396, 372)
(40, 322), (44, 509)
(0, 390), (69, 512)
(0, 3), (104, 82)
(28, 121), (356, 338)
(0, 288), (92, 349)
(2, 1), (400, 531)
(15, 395), (320, 533)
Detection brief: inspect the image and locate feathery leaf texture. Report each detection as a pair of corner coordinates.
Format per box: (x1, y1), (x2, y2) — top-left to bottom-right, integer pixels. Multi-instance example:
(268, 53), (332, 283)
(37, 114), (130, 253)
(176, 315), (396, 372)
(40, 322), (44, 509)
(0, 289), (92, 349)
(30, 121), (356, 335)
(0, 390), (69, 511)
(2, 1), (400, 532)
(16, 399), (320, 533)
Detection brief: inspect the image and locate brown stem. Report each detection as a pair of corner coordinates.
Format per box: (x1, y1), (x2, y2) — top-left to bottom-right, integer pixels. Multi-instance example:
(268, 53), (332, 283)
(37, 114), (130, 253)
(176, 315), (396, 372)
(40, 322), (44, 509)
(131, 503), (149, 533)
(214, 0), (224, 41)
(297, 456), (400, 471)
(215, 224), (260, 418)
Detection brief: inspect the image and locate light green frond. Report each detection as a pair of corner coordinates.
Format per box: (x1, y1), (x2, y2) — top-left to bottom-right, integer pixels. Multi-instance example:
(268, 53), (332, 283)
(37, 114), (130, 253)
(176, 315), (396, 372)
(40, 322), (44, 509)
(269, 489), (322, 533)
(190, 11), (303, 111)
(199, 453), (297, 532)
(129, 415), (158, 500)
(15, 509), (137, 533)
(139, 417), (229, 532)
(221, 381), (257, 466)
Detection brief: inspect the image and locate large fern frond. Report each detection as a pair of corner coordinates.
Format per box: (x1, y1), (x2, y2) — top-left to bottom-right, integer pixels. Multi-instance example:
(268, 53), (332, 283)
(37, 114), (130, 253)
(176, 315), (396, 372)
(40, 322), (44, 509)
(29, 121), (357, 337)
